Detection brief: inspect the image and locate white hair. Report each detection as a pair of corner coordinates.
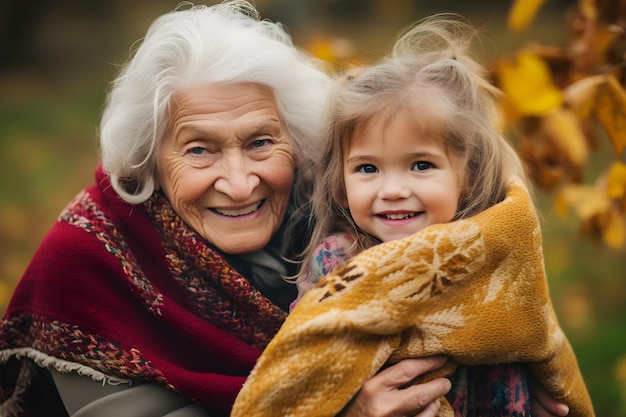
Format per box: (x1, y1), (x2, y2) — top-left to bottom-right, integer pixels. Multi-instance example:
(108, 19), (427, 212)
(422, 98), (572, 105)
(100, 0), (330, 204)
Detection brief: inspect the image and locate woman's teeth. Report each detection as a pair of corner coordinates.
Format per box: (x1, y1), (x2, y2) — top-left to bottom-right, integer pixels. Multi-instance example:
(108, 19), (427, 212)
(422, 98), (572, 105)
(216, 202), (261, 217)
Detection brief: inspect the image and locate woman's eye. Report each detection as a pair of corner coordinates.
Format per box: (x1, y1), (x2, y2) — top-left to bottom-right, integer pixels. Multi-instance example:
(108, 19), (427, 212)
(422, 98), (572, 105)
(412, 161), (433, 171)
(188, 147), (206, 155)
(357, 164), (378, 174)
(252, 138), (272, 148)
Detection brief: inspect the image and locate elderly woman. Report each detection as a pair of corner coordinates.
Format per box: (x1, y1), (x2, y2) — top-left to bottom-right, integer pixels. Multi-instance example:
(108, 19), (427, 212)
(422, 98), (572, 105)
(0, 2), (453, 417)
(0, 2), (568, 417)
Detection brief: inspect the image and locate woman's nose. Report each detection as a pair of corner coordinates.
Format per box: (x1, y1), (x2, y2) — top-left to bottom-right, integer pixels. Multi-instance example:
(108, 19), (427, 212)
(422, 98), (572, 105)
(213, 156), (260, 201)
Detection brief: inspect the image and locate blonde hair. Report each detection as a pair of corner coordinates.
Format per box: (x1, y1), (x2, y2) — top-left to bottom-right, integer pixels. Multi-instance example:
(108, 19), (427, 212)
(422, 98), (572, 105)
(302, 14), (527, 266)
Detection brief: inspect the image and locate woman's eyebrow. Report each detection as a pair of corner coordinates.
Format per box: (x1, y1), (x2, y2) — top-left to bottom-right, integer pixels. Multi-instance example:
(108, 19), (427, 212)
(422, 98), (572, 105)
(176, 125), (213, 139)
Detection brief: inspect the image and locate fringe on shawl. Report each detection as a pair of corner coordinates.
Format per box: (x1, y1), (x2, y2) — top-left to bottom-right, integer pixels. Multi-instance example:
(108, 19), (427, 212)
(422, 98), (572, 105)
(0, 348), (133, 417)
(0, 348), (132, 386)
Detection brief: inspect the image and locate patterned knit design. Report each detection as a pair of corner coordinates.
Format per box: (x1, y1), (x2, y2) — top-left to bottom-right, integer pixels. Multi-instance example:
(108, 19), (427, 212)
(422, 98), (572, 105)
(291, 234), (357, 310)
(0, 315), (169, 386)
(447, 364), (531, 417)
(61, 190), (165, 315)
(296, 236), (533, 416)
(145, 192), (286, 349)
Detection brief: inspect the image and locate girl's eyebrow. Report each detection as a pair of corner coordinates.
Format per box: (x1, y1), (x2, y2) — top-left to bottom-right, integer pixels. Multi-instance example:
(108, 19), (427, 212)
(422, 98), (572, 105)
(346, 151), (445, 164)
(407, 151), (448, 160)
(345, 154), (377, 163)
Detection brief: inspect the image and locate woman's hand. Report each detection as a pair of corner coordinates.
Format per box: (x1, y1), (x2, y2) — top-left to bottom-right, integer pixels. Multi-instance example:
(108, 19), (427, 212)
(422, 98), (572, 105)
(340, 356), (452, 417)
(530, 377), (570, 417)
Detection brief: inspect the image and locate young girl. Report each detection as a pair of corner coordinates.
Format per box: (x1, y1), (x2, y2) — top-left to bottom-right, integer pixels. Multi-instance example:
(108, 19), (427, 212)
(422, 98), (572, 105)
(283, 14), (535, 417)
(232, 15), (593, 417)
(291, 16), (524, 308)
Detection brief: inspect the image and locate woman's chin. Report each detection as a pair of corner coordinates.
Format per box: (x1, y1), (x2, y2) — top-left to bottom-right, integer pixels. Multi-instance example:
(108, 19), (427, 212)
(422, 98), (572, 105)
(209, 234), (271, 255)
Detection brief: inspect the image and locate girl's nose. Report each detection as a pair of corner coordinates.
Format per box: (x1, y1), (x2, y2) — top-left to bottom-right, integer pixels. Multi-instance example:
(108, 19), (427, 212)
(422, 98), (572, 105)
(377, 175), (411, 200)
(213, 156), (261, 201)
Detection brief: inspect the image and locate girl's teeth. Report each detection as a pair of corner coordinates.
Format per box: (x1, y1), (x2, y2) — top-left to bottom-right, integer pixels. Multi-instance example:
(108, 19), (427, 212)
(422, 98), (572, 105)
(385, 213), (416, 220)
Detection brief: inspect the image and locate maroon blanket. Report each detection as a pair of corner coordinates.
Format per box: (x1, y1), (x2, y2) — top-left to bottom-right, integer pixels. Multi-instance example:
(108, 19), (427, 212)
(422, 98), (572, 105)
(0, 165), (287, 416)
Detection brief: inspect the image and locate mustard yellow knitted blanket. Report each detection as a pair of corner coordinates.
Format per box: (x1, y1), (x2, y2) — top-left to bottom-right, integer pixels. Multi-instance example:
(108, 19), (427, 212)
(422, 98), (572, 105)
(232, 180), (594, 417)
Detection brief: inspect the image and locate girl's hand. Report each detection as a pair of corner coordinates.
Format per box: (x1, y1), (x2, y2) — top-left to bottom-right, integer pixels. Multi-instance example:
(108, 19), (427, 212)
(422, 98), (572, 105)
(340, 356), (452, 417)
(530, 377), (570, 417)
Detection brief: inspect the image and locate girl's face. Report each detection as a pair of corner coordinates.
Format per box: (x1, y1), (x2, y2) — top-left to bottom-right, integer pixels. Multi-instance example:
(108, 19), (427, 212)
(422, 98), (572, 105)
(157, 82), (294, 254)
(343, 114), (460, 243)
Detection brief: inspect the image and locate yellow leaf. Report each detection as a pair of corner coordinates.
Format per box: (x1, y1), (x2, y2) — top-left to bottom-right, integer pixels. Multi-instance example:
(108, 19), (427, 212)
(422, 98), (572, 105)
(607, 161), (626, 199)
(307, 36), (357, 65)
(594, 75), (626, 160)
(578, 0), (597, 20)
(495, 51), (562, 116)
(560, 182), (626, 247)
(603, 208), (625, 248)
(307, 38), (336, 63)
(507, 0), (548, 32)
(562, 74), (604, 119)
(541, 107), (589, 168)
(558, 184), (610, 219)
(576, 27), (620, 72)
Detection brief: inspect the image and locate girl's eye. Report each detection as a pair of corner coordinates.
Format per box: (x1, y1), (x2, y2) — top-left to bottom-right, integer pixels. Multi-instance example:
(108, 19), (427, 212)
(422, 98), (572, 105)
(357, 164), (378, 174)
(412, 161), (433, 171)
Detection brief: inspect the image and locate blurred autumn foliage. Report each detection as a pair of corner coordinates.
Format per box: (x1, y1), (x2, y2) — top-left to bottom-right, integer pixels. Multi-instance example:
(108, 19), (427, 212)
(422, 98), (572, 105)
(497, 0), (626, 249)
(303, 0), (626, 251)
(0, 0), (624, 415)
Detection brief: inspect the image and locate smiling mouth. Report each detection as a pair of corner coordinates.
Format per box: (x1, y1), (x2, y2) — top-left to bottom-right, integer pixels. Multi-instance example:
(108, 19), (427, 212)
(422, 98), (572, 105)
(213, 201), (263, 217)
(380, 212), (419, 220)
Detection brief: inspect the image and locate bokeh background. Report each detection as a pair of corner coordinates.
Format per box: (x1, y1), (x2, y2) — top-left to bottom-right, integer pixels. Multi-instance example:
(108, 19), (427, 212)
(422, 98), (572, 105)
(1, 0), (624, 415)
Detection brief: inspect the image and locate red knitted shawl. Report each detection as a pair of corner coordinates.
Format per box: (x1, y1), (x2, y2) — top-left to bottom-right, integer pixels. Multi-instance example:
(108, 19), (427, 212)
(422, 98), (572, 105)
(0, 165), (287, 416)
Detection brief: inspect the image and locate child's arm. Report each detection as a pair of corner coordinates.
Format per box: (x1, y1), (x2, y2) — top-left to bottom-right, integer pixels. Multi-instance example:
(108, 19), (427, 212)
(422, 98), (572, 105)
(291, 234), (356, 311)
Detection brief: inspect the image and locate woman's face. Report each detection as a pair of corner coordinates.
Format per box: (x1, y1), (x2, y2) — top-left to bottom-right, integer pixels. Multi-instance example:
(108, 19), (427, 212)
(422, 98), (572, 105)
(157, 82), (294, 254)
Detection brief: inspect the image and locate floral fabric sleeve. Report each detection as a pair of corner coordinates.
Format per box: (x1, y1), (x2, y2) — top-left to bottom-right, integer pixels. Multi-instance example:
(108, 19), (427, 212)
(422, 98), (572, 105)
(289, 234), (356, 311)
